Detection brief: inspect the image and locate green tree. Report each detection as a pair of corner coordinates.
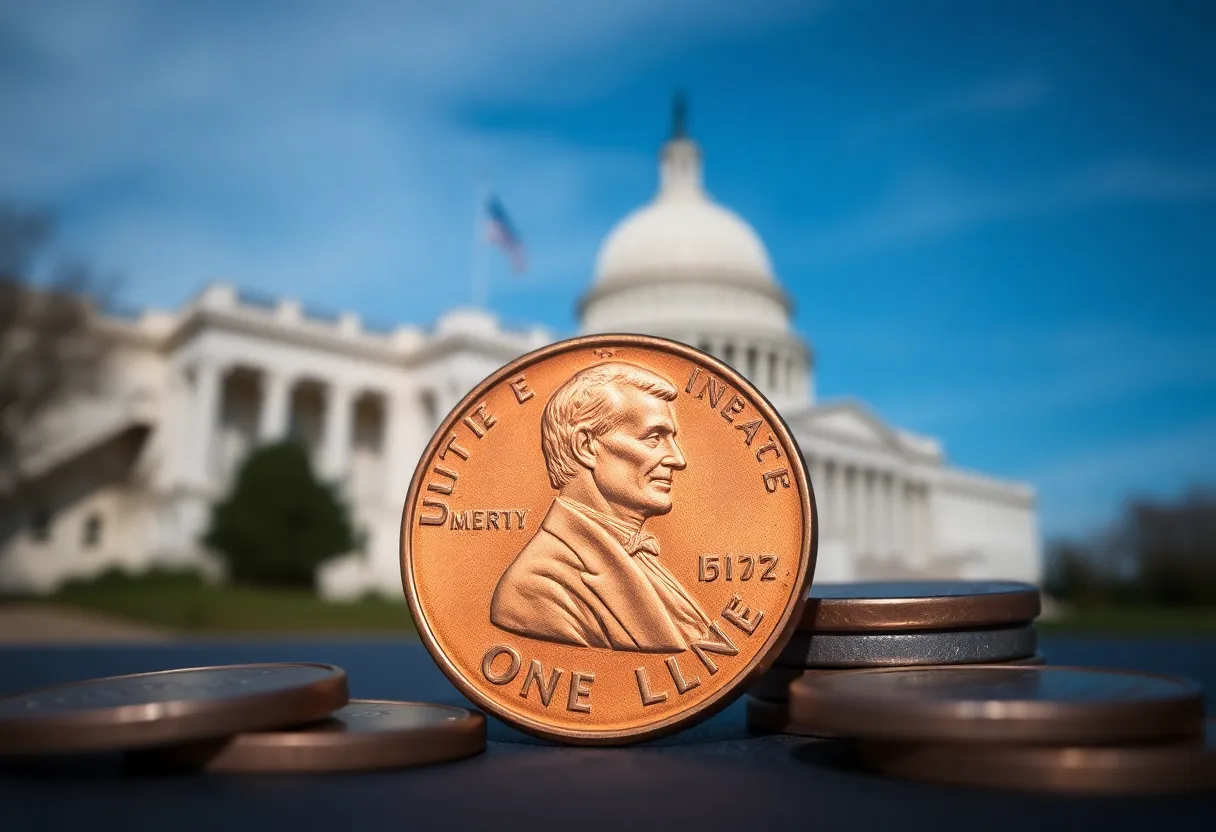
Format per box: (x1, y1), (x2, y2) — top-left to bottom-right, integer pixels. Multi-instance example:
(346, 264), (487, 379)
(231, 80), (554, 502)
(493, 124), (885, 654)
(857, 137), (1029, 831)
(203, 439), (355, 589)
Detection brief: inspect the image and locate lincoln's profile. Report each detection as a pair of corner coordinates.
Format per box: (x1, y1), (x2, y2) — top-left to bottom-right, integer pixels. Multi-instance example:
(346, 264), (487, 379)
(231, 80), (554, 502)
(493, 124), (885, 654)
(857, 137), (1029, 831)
(490, 362), (713, 653)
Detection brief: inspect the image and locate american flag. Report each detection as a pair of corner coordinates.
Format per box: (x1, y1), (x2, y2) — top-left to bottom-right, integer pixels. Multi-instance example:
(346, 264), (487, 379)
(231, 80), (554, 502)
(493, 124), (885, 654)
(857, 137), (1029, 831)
(484, 194), (527, 273)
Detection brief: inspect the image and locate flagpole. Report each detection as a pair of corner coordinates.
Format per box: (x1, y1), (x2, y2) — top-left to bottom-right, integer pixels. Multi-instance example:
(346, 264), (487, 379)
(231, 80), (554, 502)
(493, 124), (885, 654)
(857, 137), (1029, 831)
(472, 174), (489, 309)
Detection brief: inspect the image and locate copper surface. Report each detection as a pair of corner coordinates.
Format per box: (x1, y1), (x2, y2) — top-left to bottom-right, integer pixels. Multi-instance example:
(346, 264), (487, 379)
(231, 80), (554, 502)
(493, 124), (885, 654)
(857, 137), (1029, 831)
(0, 663), (348, 755)
(801, 580), (1041, 632)
(787, 665), (1205, 745)
(745, 695), (846, 739)
(400, 334), (816, 745)
(857, 718), (1216, 795)
(132, 700), (486, 773)
(751, 652), (1047, 702)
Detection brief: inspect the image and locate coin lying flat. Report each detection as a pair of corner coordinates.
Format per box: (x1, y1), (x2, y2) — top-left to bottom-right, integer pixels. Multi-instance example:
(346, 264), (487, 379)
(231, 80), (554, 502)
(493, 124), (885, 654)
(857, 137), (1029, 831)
(857, 718), (1216, 795)
(788, 665), (1204, 745)
(750, 652), (1047, 702)
(0, 663), (348, 756)
(401, 334), (816, 745)
(776, 624), (1038, 668)
(801, 580), (1041, 632)
(133, 700), (486, 773)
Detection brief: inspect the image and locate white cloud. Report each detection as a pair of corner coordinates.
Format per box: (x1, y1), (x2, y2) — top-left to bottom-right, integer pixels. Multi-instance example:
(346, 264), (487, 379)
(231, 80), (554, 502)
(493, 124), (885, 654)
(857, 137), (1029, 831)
(0, 0), (823, 320)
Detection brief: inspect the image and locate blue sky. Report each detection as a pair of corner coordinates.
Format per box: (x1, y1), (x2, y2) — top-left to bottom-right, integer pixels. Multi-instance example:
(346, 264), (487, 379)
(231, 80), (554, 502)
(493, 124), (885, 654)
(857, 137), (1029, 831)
(2, 0), (1213, 540)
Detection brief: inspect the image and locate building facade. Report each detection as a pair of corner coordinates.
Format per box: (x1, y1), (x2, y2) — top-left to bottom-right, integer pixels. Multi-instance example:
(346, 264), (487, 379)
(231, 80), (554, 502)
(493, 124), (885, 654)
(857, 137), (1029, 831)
(0, 117), (1040, 598)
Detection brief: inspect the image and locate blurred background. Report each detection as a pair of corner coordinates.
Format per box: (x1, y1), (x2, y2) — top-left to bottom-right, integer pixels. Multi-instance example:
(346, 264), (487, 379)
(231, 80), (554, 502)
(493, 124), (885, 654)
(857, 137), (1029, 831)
(0, 0), (1212, 642)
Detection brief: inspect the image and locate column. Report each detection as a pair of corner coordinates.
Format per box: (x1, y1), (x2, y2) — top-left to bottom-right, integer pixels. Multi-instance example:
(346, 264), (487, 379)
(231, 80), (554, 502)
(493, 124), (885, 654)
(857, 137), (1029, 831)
(846, 465), (861, 552)
(319, 382), (355, 482)
(886, 473), (899, 558)
(258, 370), (292, 442)
(907, 483), (924, 565)
(385, 386), (431, 506)
(920, 484), (935, 566)
(187, 358), (221, 488)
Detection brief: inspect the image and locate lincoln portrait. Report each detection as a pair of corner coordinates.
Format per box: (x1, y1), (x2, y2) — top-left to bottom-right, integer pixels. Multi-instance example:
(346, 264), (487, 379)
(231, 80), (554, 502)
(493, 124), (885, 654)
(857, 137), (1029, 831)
(489, 361), (713, 653)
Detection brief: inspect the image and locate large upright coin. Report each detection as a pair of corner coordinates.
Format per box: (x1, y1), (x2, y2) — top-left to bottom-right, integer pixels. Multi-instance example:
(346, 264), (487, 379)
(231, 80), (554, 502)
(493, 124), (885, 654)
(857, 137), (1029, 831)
(400, 334), (816, 745)
(0, 663), (348, 756)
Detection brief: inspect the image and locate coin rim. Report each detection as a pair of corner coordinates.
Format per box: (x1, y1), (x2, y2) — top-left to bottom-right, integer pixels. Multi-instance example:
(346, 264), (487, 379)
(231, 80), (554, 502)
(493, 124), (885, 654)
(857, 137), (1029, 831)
(132, 699), (487, 773)
(399, 333), (818, 745)
(0, 663), (349, 756)
(787, 664), (1206, 744)
(801, 580), (1042, 632)
(775, 622), (1039, 668)
(855, 717), (1216, 795)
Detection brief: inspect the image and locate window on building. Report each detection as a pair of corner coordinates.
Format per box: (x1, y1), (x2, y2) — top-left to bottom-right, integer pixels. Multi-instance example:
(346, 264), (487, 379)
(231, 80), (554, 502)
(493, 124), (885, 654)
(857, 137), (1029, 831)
(29, 508), (51, 543)
(82, 513), (104, 548)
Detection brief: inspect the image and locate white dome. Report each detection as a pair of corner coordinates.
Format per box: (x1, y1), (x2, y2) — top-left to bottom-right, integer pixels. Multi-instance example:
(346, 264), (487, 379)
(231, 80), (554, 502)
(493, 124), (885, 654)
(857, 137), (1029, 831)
(593, 138), (775, 288)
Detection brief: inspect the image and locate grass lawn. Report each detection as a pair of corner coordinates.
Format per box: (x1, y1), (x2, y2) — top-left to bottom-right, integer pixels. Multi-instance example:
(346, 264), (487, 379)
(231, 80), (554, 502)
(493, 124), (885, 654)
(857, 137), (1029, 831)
(2, 570), (416, 634)
(1039, 604), (1216, 635)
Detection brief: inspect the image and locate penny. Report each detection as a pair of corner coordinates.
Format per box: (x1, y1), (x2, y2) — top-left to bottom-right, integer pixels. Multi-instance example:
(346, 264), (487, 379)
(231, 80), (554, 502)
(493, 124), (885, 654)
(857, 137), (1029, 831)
(776, 624), (1038, 668)
(0, 663), (348, 756)
(750, 652), (1047, 702)
(788, 665), (1205, 745)
(801, 580), (1041, 632)
(400, 334), (816, 745)
(131, 700), (486, 773)
(857, 718), (1216, 795)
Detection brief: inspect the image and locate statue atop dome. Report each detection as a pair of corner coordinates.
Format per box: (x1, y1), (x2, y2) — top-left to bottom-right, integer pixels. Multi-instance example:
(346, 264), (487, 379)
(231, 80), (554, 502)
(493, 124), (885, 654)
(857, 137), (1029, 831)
(671, 91), (688, 140)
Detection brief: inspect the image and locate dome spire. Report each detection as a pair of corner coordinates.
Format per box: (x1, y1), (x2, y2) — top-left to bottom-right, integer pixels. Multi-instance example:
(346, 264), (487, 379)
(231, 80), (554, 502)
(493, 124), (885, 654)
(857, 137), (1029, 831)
(671, 91), (688, 139)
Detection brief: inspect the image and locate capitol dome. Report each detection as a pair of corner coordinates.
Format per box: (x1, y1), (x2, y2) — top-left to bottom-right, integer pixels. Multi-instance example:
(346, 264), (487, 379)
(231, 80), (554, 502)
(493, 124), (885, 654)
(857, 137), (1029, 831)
(579, 96), (814, 409)
(593, 141), (776, 289)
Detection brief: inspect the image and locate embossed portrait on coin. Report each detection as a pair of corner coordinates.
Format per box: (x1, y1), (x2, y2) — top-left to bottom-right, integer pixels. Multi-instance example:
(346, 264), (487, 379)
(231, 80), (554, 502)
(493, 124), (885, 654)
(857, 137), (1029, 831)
(490, 362), (713, 653)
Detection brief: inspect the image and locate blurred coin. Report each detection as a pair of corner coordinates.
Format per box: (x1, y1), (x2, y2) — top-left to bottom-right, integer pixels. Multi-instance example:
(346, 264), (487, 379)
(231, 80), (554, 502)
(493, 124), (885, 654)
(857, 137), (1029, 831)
(801, 580), (1040, 632)
(132, 700), (486, 773)
(0, 663), (348, 756)
(400, 334), (816, 745)
(776, 624), (1037, 668)
(746, 695), (845, 738)
(856, 718), (1216, 795)
(788, 665), (1204, 745)
(750, 652), (1046, 702)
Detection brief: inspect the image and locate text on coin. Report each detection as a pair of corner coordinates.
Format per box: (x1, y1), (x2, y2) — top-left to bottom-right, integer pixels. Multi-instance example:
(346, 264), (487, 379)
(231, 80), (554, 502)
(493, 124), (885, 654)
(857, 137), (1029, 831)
(698, 554), (779, 582)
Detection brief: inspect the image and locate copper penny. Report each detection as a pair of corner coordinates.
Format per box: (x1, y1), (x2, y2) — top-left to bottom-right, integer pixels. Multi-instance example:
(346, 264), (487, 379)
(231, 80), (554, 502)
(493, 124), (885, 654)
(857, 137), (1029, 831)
(787, 665), (1204, 745)
(400, 334), (816, 745)
(750, 652), (1047, 702)
(857, 718), (1216, 795)
(0, 663), (348, 756)
(802, 580), (1041, 632)
(132, 700), (486, 773)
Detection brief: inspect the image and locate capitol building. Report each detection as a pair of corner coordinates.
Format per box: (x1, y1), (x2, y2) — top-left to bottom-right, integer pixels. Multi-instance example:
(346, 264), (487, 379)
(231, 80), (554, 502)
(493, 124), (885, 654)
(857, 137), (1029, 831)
(0, 111), (1040, 599)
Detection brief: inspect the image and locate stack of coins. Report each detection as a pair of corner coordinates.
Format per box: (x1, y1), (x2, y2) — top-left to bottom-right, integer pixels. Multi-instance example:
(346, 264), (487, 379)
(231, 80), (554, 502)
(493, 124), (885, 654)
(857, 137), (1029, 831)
(791, 665), (1216, 795)
(0, 663), (486, 774)
(747, 580), (1044, 734)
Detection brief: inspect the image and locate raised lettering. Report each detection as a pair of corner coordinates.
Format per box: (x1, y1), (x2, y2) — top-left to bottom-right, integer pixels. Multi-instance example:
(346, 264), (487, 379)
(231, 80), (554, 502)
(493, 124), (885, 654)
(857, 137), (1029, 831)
(762, 468), (792, 493)
(735, 419), (762, 446)
(487, 510), (500, 530)
(567, 671), (594, 713)
(755, 437), (781, 462)
(509, 375), (535, 404)
(665, 656), (701, 694)
(520, 660), (563, 707)
(515, 510), (529, 530)
(720, 395), (746, 423)
(438, 434), (470, 461)
(450, 510), (469, 530)
(634, 667), (668, 706)
(695, 376), (727, 409)
(723, 595), (764, 635)
(689, 622), (740, 675)
(419, 499), (448, 526)
(427, 466), (458, 495)
(463, 402), (498, 438)
(481, 645), (521, 685)
(760, 554), (779, 581)
(472, 510), (485, 530)
(685, 366), (702, 393)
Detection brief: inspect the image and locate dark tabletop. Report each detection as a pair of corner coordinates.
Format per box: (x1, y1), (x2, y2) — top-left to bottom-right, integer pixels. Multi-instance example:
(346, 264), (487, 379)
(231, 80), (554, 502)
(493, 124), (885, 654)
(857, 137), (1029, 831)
(1, 635), (1213, 832)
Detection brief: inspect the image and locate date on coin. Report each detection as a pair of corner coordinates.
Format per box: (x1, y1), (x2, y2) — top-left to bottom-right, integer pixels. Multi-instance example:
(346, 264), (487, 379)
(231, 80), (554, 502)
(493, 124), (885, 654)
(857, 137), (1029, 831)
(400, 334), (816, 745)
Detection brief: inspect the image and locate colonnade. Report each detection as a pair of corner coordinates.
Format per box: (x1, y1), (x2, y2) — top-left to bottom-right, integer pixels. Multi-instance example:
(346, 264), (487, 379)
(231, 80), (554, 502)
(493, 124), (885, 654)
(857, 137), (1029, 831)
(806, 456), (934, 565)
(693, 335), (807, 399)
